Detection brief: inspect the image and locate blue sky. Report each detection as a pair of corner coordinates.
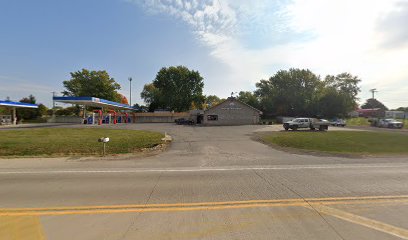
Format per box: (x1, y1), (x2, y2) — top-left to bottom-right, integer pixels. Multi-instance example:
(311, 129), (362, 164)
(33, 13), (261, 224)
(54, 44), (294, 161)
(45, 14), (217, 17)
(1, 0), (407, 109)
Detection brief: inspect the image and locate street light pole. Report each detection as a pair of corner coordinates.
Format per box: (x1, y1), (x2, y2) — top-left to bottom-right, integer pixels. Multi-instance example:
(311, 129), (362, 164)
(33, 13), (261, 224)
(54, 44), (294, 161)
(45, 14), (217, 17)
(369, 88), (378, 99)
(51, 91), (56, 109)
(128, 77), (132, 106)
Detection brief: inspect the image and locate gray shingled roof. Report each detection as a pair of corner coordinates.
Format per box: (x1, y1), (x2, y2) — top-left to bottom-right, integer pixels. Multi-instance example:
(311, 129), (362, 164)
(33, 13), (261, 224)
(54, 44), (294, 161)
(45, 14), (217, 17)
(205, 97), (262, 114)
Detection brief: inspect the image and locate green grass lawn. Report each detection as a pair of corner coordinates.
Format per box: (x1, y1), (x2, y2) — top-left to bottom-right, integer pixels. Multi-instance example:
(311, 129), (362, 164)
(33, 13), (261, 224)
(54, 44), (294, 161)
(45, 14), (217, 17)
(0, 128), (164, 157)
(346, 117), (370, 127)
(261, 131), (408, 155)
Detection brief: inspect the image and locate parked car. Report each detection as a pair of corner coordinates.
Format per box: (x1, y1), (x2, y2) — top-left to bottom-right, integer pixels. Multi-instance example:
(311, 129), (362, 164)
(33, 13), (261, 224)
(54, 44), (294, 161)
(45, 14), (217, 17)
(175, 118), (194, 125)
(378, 119), (404, 129)
(330, 119), (346, 127)
(283, 118), (330, 131)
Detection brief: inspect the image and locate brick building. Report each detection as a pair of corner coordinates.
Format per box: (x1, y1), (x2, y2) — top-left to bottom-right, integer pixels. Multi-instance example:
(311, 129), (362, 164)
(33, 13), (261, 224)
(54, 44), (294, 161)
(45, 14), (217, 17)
(355, 108), (385, 118)
(203, 97), (262, 126)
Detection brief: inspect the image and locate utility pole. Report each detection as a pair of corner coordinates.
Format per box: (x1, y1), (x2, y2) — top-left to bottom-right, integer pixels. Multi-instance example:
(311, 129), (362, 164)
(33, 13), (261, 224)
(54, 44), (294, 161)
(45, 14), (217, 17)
(369, 88), (378, 99)
(51, 91), (57, 119)
(51, 91), (56, 109)
(128, 77), (132, 106)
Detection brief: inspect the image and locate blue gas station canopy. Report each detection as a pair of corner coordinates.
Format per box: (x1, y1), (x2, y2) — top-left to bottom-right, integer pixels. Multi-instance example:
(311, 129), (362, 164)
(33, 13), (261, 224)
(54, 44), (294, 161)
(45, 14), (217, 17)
(53, 96), (134, 111)
(0, 100), (38, 108)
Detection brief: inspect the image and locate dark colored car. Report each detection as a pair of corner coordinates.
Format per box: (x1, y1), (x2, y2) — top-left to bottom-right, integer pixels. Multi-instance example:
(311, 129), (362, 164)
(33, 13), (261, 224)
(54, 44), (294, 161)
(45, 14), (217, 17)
(175, 118), (194, 125)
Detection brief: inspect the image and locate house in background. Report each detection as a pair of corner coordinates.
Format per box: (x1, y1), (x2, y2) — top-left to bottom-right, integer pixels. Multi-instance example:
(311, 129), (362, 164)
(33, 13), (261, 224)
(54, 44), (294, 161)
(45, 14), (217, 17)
(385, 111), (407, 119)
(202, 97), (262, 126)
(354, 108), (385, 118)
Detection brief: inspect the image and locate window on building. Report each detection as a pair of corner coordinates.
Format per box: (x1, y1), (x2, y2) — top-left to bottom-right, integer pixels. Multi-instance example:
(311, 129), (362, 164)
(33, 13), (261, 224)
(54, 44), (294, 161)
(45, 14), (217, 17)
(207, 115), (218, 121)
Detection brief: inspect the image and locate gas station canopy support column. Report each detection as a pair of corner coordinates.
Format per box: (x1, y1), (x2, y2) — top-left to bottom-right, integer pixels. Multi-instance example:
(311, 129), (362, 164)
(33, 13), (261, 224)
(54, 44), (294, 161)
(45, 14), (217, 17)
(12, 107), (16, 125)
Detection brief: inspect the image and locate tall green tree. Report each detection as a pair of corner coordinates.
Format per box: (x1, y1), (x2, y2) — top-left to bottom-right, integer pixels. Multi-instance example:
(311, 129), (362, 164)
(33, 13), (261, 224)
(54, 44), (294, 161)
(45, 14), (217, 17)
(17, 95), (37, 120)
(17, 95), (47, 120)
(255, 69), (361, 117)
(62, 69), (122, 102)
(316, 87), (347, 118)
(141, 66), (205, 112)
(204, 95), (221, 109)
(361, 98), (388, 110)
(324, 73), (361, 114)
(140, 83), (162, 112)
(237, 91), (260, 110)
(255, 68), (323, 116)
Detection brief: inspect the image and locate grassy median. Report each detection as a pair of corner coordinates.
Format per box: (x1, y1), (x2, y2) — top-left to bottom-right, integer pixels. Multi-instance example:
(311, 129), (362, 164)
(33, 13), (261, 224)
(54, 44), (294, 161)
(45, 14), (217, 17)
(0, 128), (164, 157)
(260, 131), (408, 155)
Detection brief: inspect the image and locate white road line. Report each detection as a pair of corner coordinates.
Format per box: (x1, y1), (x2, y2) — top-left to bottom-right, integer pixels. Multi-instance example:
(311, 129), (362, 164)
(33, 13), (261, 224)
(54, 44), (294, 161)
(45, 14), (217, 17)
(0, 163), (408, 175)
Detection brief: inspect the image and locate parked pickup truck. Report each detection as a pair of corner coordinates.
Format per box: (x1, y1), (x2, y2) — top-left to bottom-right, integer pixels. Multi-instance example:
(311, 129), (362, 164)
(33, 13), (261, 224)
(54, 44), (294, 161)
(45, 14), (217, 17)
(378, 119), (404, 129)
(283, 118), (330, 131)
(369, 118), (404, 129)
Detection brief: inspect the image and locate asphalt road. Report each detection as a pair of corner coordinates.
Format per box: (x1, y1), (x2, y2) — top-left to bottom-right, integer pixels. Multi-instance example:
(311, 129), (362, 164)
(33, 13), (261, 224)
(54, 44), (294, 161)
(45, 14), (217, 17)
(1, 123), (408, 240)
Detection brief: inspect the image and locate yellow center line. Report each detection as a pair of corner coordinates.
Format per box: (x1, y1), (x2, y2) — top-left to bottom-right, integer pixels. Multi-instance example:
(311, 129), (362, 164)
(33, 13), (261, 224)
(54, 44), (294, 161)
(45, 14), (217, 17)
(3, 194), (408, 211)
(1, 195), (408, 217)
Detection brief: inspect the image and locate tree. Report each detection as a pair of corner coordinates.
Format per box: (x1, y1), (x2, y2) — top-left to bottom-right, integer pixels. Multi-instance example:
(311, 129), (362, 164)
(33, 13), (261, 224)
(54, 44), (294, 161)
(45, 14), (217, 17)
(37, 104), (48, 117)
(16, 95), (48, 120)
(119, 94), (129, 105)
(395, 107), (408, 111)
(141, 66), (205, 112)
(316, 87), (346, 118)
(361, 98), (388, 110)
(132, 103), (148, 112)
(255, 68), (323, 116)
(204, 95), (221, 109)
(62, 69), (122, 102)
(254, 69), (362, 117)
(55, 106), (80, 116)
(17, 95), (38, 120)
(141, 83), (161, 112)
(324, 73), (361, 114)
(237, 91), (260, 110)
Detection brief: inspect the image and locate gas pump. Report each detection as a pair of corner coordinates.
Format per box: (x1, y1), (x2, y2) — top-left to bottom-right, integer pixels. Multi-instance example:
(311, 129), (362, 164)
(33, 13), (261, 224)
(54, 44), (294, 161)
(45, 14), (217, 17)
(104, 115), (110, 124)
(125, 112), (129, 123)
(94, 110), (102, 125)
(108, 110), (117, 124)
(87, 113), (95, 124)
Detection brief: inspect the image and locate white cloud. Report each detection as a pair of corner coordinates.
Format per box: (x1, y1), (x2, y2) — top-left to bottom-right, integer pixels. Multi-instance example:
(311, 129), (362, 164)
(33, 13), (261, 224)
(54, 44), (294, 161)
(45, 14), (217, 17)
(134, 0), (408, 108)
(281, 0), (408, 108)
